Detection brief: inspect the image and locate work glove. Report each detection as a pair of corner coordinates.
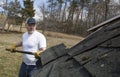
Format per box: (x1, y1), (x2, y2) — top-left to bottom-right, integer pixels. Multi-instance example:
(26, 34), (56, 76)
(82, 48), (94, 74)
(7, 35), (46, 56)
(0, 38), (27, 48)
(7, 44), (17, 53)
(34, 50), (43, 59)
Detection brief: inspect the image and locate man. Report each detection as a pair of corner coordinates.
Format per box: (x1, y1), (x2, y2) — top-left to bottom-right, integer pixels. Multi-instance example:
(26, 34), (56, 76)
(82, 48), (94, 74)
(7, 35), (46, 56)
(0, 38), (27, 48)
(8, 17), (46, 77)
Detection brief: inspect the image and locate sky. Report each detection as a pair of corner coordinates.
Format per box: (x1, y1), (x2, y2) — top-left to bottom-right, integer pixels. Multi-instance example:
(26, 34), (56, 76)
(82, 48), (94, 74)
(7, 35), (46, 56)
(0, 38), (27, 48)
(33, 0), (47, 20)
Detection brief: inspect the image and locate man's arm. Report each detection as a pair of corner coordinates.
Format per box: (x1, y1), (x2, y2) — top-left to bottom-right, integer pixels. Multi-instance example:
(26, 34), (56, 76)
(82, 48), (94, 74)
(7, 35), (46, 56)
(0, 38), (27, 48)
(39, 47), (46, 52)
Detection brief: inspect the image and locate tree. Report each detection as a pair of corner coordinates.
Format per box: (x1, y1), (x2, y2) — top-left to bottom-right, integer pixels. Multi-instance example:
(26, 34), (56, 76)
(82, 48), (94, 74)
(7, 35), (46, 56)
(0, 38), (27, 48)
(22, 0), (35, 19)
(43, 0), (120, 36)
(2, 0), (22, 31)
(6, 0), (21, 17)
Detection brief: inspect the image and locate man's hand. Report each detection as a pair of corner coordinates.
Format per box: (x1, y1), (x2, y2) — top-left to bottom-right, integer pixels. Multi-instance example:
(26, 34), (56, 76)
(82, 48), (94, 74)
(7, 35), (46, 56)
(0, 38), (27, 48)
(7, 44), (17, 53)
(34, 50), (43, 59)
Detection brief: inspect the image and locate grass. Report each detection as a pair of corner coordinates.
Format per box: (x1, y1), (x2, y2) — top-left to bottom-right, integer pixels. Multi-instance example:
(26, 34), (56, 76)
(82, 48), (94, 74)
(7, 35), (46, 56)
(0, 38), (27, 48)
(0, 31), (83, 77)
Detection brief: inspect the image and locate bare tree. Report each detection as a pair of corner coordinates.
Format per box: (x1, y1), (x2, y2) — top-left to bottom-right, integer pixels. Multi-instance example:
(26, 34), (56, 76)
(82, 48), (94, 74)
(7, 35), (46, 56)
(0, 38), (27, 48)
(39, 0), (120, 36)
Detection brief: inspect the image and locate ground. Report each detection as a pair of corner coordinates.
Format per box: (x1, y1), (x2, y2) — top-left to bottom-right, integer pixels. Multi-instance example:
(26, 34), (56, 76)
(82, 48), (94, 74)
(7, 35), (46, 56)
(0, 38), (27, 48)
(0, 31), (83, 77)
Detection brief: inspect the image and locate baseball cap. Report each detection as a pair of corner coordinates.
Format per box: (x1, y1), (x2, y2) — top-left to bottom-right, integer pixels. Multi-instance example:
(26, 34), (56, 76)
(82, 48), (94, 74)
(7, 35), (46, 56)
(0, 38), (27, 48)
(26, 17), (36, 24)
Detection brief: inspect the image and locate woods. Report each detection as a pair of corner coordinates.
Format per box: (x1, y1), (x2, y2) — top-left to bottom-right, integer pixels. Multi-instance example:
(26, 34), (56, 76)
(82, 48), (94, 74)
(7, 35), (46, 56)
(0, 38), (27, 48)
(0, 0), (120, 36)
(40, 0), (120, 36)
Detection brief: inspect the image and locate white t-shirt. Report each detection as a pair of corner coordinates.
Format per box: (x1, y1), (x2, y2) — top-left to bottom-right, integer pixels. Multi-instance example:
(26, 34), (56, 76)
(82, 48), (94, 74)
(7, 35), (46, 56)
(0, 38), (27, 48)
(22, 30), (46, 65)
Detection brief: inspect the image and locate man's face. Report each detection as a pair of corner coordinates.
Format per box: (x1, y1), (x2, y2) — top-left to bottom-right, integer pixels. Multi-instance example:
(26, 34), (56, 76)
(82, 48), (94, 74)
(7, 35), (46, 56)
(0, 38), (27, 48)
(26, 23), (36, 34)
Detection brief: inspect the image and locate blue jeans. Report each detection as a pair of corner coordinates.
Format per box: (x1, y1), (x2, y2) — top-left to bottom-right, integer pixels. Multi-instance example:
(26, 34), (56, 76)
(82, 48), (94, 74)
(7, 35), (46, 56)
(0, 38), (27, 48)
(18, 62), (36, 77)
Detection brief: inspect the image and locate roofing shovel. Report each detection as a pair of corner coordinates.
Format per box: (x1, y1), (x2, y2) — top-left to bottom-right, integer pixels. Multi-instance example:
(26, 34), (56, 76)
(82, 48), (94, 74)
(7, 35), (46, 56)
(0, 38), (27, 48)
(6, 49), (34, 55)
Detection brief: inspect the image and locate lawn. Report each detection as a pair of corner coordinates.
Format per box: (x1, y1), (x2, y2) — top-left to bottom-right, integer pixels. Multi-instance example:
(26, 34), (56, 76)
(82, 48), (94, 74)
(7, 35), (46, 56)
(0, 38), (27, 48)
(0, 31), (83, 77)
